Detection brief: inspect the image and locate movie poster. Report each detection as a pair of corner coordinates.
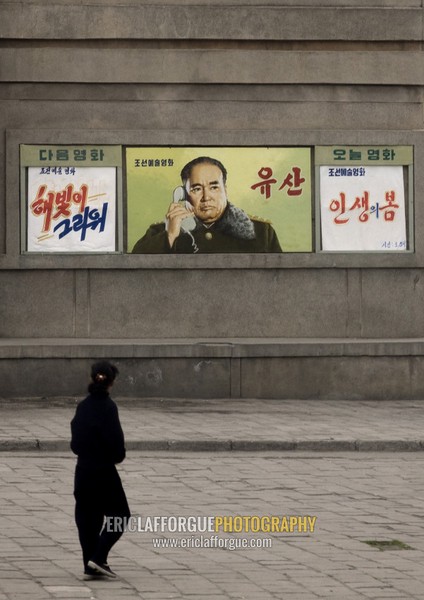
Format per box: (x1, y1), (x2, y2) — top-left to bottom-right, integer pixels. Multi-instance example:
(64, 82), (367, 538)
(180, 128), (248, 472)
(320, 166), (407, 252)
(126, 147), (312, 254)
(316, 146), (412, 252)
(22, 145), (121, 253)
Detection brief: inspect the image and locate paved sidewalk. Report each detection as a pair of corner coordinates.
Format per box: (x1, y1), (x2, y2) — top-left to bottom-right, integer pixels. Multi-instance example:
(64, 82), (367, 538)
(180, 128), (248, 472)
(1, 397), (424, 451)
(2, 398), (424, 599)
(1, 450), (424, 600)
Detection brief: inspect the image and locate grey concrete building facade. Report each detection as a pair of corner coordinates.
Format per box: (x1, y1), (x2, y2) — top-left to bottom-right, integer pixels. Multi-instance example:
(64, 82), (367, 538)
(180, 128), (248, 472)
(1, 1), (424, 399)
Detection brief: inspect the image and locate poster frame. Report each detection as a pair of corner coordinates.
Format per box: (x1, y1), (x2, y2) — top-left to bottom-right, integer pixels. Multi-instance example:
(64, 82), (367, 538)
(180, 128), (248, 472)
(125, 145), (313, 255)
(5, 129), (422, 270)
(314, 145), (415, 254)
(19, 144), (123, 255)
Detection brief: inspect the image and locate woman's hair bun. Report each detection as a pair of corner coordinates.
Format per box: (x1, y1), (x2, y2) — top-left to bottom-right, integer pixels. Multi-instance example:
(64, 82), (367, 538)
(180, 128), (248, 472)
(89, 361), (119, 393)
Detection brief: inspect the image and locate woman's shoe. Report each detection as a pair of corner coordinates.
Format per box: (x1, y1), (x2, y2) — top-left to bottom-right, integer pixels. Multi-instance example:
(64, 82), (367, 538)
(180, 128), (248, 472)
(87, 560), (117, 578)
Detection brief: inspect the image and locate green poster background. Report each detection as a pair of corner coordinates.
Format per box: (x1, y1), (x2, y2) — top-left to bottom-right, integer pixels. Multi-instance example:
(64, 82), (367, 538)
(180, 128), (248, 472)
(126, 147), (312, 253)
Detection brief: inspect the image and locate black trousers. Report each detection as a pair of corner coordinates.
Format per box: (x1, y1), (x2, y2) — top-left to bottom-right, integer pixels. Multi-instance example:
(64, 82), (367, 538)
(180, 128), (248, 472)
(74, 463), (130, 569)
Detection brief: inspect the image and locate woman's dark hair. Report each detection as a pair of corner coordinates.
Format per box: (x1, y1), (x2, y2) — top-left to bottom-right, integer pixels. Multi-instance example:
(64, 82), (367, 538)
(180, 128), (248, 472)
(88, 361), (119, 395)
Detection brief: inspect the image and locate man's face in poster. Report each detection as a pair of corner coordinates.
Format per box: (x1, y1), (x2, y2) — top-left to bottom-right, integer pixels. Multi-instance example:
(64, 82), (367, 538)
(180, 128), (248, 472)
(185, 163), (228, 224)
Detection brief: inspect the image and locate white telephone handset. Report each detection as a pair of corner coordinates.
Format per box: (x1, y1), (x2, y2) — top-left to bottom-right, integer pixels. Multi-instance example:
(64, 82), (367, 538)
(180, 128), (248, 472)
(173, 186), (196, 232)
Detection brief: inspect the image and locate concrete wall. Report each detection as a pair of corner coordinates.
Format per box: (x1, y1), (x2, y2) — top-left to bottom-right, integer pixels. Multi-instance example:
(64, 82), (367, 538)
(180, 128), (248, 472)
(1, 1), (424, 399)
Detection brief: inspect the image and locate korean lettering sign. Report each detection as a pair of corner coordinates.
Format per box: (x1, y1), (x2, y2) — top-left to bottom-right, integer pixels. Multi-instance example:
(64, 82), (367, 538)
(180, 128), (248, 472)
(316, 146), (413, 252)
(126, 147), (312, 253)
(21, 145), (121, 253)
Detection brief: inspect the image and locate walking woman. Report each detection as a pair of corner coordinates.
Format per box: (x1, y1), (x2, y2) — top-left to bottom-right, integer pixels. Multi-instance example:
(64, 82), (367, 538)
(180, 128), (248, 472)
(71, 361), (130, 580)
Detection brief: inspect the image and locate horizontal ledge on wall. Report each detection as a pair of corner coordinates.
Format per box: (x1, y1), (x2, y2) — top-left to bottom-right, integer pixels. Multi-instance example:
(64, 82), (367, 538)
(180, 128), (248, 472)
(1, 49), (424, 85)
(7, 127), (423, 147)
(0, 83), (422, 104)
(2, 337), (424, 359)
(0, 6), (421, 41)
(0, 253), (418, 270)
(1, 0), (420, 6)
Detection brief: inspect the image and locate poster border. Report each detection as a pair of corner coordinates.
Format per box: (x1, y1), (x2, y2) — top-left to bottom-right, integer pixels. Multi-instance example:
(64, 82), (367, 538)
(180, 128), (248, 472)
(19, 144), (123, 255)
(314, 145), (415, 254)
(4, 129), (422, 270)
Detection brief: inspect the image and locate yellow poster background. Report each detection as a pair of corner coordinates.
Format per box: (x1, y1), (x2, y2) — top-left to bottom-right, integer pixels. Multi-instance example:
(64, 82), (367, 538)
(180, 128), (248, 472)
(126, 147), (312, 253)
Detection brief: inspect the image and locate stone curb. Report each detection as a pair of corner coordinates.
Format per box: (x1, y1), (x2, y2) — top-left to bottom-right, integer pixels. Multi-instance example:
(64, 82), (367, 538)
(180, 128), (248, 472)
(0, 439), (423, 452)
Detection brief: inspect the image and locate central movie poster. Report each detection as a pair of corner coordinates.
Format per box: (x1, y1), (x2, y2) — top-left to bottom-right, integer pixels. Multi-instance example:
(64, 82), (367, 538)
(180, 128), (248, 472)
(126, 147), (312, 254)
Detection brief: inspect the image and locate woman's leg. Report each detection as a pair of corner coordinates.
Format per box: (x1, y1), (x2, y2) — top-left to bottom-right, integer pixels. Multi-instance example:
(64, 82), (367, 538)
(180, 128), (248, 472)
(75, 497), (105, 569)
(74, 466), (105, 569)
(89, 468), (130, 567)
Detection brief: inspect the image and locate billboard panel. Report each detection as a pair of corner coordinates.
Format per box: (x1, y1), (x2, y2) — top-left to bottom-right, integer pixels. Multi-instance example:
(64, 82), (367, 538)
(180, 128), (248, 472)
(126, 147), (312, 254)
(21, 145), (121, 253)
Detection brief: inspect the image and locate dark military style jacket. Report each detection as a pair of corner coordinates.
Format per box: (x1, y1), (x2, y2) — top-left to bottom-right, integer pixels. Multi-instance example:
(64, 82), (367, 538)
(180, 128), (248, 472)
(131, 202), (282, 254)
